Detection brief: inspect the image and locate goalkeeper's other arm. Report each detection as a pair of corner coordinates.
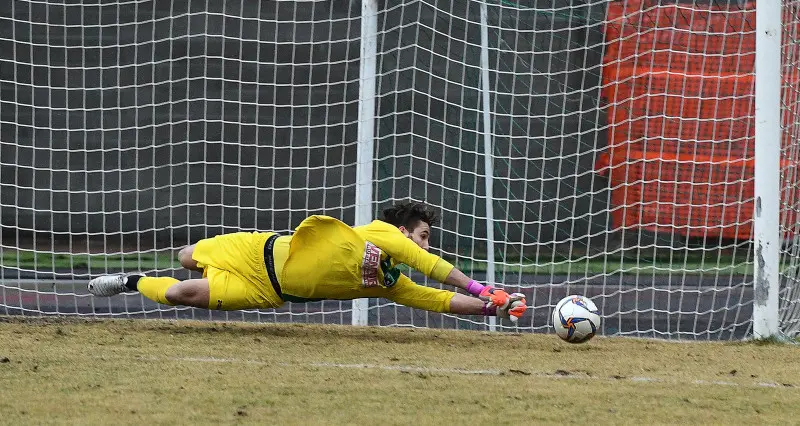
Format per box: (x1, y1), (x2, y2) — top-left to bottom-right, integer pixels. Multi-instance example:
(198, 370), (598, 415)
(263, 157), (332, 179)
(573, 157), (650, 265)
(449, 292), (527, 322)
(443, 268), (527, 322)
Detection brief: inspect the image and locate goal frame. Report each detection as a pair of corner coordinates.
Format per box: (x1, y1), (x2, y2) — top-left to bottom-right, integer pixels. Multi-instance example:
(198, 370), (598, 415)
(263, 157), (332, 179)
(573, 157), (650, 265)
(752, 0), (782, 338)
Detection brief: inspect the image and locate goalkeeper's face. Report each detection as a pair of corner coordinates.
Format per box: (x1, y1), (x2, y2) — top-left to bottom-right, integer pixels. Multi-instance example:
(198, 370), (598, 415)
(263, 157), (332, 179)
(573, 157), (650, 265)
(400, 220), (431, 251)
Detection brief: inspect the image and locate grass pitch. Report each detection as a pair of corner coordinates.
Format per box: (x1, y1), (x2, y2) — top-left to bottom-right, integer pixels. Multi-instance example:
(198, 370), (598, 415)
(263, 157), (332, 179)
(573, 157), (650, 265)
(1, 317), (799, 425)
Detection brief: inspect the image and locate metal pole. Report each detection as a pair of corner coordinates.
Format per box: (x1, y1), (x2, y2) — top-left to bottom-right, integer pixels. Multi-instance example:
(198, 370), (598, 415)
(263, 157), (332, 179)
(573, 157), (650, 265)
(753, 0), (782, 338)
(352, 0), (378, 326)
(480, 0), (497, 331)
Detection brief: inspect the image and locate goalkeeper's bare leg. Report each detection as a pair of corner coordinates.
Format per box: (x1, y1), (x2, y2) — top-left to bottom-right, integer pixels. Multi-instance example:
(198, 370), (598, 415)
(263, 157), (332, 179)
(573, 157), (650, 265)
(87, 274), (211, 308)
(176, 244), (203, 273)
(87, 244), (212, 308)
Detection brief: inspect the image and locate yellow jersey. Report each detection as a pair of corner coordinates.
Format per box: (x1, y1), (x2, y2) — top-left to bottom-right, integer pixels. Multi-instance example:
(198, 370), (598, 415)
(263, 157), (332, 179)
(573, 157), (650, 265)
(273, 215), (456, 313)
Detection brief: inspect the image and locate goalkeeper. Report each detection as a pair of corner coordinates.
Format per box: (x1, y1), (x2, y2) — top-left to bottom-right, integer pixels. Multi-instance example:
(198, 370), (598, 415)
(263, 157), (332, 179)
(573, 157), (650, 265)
(88, 202), (527, 322)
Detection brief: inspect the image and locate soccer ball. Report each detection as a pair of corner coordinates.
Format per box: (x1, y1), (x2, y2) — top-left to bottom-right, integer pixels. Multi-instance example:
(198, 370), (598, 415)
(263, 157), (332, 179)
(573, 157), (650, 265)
(552, 295), (601, 344)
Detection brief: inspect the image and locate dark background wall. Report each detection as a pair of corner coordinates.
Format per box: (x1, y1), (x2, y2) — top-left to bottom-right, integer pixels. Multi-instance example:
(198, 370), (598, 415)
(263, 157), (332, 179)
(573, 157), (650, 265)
(0, 0), (610, 256)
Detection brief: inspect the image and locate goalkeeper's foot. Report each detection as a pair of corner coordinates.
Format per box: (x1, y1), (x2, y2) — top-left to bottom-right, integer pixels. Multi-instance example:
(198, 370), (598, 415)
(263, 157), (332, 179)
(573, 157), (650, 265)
(88, 274), (142, 297)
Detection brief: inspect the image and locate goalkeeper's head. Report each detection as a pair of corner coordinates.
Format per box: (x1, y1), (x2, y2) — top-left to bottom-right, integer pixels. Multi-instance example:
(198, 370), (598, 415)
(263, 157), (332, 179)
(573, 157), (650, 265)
(381, 202), (439, 251)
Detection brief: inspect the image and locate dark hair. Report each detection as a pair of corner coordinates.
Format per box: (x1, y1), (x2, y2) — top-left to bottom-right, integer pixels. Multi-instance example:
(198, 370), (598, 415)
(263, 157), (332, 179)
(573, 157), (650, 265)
(381, 202), (439, 230)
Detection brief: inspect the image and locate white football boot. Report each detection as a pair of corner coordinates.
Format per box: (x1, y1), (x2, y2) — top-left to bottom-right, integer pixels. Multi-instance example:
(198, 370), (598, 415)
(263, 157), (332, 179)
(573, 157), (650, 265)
(87, 274), (141, 297)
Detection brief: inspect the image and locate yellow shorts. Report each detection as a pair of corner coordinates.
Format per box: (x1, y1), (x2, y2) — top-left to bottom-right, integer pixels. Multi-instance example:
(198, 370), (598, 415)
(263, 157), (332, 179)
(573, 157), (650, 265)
(192, 231), (284, 310)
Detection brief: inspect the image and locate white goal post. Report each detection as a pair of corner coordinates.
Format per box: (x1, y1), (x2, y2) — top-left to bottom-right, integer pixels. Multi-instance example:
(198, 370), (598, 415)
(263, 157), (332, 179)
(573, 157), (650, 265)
(1, 0), (799, 340)
(753, 0), (782, 338)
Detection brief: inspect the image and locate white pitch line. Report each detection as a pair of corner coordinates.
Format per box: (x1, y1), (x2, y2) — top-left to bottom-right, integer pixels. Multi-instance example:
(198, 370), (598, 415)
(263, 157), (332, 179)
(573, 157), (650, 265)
(134, 355), (797, 391)
(151, 356), (503, 375)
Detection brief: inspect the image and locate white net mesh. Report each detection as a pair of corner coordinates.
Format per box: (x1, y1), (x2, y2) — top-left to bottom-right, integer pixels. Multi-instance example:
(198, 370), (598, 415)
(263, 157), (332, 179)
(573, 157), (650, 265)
(779, 0), (800, 337)
(1, 0), (363, 323)
(1, 0), (798, 339)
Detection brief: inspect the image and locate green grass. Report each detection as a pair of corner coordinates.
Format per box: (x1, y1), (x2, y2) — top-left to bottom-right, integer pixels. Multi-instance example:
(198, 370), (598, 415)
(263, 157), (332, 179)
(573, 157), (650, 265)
(1, 317), (800, 425)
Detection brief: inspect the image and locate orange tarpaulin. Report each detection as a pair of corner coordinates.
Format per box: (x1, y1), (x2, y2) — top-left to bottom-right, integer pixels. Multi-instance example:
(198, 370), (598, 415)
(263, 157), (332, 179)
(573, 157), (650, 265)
(599, 0), (800, 240)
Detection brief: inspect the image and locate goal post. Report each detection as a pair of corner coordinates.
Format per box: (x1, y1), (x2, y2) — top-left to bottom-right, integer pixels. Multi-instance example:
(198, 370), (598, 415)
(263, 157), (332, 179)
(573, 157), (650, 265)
(479, 0), (498, 332)
(753, 0), (782, 338)
(352, 0), (379, 327)
(1, 0), (799, 339)
(779, 0), (800, 337)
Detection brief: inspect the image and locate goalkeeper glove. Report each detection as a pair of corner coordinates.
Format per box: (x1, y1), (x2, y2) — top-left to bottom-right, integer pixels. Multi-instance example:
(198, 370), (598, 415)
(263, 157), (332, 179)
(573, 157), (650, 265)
(479, 287), (528, 323)
(479, 286), (510, 307)
(498, 293), (527, 323)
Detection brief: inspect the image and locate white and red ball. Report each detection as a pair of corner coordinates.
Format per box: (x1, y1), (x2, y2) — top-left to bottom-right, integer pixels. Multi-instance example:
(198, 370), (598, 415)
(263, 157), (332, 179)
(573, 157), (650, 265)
(552, 295), (601, 344)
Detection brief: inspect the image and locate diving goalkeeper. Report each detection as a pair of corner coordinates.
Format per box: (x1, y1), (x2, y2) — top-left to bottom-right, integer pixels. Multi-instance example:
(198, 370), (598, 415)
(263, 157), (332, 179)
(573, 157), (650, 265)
(88, 202), (527, 322)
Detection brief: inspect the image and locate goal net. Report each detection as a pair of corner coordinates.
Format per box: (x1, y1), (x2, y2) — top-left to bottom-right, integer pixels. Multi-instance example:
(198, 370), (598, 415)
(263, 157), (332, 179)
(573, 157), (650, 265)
(780, 0), (800, 337)
(1, 0), (798, 339)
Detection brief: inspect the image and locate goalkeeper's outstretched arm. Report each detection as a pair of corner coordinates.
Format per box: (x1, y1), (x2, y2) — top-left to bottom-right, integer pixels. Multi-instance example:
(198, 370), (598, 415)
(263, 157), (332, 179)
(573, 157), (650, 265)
(442, 266), (527, 322)
(440, 266), (474, 292)
(385, 273), (527, 322)
(371, 202), (527, 321)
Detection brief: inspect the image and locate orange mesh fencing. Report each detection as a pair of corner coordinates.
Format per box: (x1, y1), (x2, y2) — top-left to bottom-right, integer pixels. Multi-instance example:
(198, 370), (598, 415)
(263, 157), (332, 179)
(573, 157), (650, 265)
(600, 0), (800, 240)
